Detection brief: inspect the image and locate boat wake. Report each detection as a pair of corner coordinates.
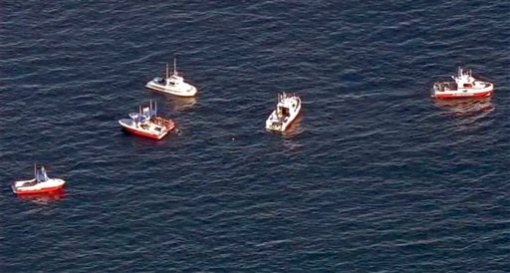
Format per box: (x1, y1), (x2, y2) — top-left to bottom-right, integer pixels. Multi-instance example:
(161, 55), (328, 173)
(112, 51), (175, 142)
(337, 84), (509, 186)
(434, 97), (495, 118)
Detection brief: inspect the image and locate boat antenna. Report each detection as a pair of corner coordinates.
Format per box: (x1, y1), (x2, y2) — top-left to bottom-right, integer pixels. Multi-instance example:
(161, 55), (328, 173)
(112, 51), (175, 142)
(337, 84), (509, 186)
(34, 163), (36, 180)
(173, 57), (177, 75)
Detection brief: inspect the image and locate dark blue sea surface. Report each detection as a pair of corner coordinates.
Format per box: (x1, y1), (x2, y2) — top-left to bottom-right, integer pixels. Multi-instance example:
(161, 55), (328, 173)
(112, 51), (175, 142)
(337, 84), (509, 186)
(1, 1), (509, 272)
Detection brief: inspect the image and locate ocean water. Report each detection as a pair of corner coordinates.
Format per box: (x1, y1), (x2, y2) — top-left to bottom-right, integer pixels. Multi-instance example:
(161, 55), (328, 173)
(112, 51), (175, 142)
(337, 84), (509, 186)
(1, 1), (509, 272)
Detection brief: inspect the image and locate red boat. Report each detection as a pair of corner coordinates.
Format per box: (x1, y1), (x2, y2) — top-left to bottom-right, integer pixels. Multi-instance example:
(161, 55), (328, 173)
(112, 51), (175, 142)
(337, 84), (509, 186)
(119, 100), (175, 140)
(12, 165), (66, 196)
(432, 67), (494, 99)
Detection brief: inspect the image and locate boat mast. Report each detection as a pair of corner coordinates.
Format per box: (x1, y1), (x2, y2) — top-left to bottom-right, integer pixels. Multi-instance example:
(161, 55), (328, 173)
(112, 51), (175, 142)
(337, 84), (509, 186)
(166, 63), (169, 79)
(34, 163), (36, 180)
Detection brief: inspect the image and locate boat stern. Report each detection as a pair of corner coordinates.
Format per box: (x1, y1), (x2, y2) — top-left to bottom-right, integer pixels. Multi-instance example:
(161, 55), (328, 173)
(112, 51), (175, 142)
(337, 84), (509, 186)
(266, 114), (284, 132)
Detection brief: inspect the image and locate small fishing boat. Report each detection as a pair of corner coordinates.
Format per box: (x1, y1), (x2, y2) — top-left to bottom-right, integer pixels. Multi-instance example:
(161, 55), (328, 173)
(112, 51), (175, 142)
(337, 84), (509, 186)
(146, 58), (198, 97)
(432, 67), (494, 99)
(12, 165), (66, 195)
(119, 100), (175, 140)
(265, 92), (302, 132)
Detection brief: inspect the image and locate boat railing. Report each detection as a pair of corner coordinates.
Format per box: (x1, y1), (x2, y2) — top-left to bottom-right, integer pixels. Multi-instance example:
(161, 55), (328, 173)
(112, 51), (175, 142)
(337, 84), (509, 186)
(26, 180), (38, 187)
(150, 116), (174, 129)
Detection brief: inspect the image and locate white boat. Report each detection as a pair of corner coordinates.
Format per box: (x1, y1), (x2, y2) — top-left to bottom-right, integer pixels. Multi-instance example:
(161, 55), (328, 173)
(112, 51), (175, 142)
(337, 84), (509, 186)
(146, 58), (198, 97)
(12, 165), (66, 195)
(432, 67), (494, 99)
(266, 92), (302, 132)
(119, 100), (175, 140)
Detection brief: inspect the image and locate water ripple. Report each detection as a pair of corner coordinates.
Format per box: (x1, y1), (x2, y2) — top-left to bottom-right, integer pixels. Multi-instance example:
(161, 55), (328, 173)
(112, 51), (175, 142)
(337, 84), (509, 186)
(1, 0), (509, 272)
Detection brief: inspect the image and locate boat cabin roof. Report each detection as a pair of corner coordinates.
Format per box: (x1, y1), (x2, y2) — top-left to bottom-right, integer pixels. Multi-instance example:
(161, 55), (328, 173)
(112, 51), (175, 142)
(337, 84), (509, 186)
(168, 74), (183, 81)
(453, 67), (475, 84)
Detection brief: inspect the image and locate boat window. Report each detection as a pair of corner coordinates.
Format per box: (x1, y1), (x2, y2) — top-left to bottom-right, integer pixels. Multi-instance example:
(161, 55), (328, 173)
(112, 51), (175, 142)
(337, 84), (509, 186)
(282, 107), (289, 116)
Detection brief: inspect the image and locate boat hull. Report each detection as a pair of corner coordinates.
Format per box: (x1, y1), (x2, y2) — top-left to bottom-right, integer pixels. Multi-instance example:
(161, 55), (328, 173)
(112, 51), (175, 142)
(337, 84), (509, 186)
(432, 84), (494, 99)
(119, 119), (171, 140)
(146, 81), (197, 97)
(12, 179), (66, 195)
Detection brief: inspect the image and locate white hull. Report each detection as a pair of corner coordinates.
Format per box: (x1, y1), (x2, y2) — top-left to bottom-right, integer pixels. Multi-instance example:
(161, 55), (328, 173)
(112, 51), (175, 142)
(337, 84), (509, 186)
(146, 81), (197, 97)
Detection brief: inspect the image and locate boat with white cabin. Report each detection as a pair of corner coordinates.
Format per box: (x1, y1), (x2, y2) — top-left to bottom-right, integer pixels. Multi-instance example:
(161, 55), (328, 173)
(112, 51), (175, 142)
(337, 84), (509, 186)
(119, 100), (175, 140)
(432, 67), (494, 99)
(146, 58), (197, 97)
(265, 92), (302, 132)
(12, 165), (66, 195)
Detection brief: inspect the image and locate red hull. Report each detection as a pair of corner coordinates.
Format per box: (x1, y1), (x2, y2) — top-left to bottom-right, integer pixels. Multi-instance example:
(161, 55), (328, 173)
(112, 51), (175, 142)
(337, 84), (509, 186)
(17, 190), (65, 202)
(15, 185), (65, 196)
(123, 126), (169, 140)
(433, 90), (493, 99)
